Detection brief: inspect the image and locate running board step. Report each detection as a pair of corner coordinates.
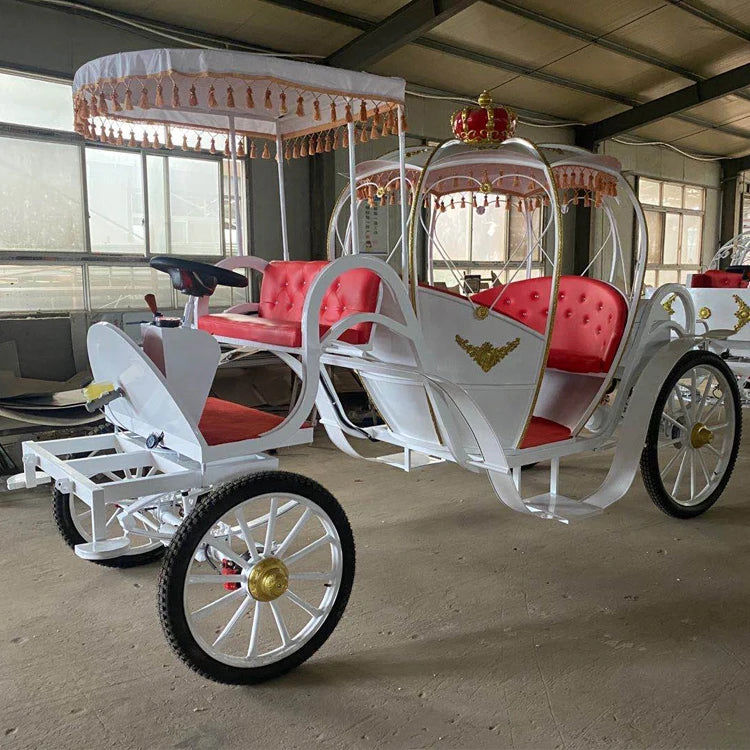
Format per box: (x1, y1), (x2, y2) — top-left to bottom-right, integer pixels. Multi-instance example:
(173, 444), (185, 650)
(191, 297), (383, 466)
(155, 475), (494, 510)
(524, 494), (603, 524)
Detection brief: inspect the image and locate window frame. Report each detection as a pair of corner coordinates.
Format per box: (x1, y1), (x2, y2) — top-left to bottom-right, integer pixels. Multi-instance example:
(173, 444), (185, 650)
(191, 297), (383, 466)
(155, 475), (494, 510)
(0, 69), (249, 313)
(637, 176), (705, 287)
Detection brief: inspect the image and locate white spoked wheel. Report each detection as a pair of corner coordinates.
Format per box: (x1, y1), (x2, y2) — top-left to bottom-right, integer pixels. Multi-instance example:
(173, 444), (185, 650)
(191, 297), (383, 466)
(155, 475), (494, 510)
(641, 350), (741, 518)
(53, 488), (165, 568)
(158, 471), (354, 684)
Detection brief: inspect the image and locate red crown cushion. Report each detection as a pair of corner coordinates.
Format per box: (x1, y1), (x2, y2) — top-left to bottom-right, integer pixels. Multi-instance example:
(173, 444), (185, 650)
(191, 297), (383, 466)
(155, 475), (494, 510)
(690, 270), (747, 288)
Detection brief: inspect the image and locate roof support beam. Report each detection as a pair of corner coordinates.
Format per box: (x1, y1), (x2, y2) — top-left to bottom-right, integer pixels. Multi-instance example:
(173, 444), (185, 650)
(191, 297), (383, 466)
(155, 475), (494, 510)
(722, 154), (750, 179)
(326, 0), (478, 68)
(579, 62), (750, 146)
(666, 1), (750, 44)
(261, 0), (750, 143)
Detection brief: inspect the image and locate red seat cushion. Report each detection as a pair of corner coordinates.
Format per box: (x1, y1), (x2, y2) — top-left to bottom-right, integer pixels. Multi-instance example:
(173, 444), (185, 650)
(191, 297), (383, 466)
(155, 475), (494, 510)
(199, 261), (381, 347)
(520, 416), (571, 448)
(470, 276), (628, 373)
(198, 313), (370, 346)
(198, 397), (285, 445)
(690, 270), (747, 288)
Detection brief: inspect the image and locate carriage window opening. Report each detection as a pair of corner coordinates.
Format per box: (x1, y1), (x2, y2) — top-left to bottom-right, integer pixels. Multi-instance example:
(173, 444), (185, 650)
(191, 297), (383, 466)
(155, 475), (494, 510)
(638, 178), (705, 287)
(0, 70), (247, 312)
(432, 193), (543, 290)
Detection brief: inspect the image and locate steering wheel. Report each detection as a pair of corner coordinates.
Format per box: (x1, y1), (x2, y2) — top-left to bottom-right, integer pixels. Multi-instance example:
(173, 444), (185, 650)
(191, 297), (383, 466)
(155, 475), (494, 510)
(150, 256), (248, 297)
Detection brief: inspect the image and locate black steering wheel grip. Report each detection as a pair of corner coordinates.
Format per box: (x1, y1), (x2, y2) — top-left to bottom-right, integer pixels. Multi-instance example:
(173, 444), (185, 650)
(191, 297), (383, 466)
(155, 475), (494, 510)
(150, 256), (248, 297)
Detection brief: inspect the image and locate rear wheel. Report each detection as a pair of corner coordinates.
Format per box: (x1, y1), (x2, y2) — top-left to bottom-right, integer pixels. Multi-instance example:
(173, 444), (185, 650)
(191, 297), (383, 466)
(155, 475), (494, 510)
(158, 471), (355, 684)
(640, 350), (741, 518)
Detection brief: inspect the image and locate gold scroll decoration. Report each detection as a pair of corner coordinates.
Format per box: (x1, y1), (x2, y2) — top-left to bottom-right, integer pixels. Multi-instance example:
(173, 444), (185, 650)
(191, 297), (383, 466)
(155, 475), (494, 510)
(733, 294), (750, 332)
(455, 335), (520, 373)
(662, 294), (677, 316)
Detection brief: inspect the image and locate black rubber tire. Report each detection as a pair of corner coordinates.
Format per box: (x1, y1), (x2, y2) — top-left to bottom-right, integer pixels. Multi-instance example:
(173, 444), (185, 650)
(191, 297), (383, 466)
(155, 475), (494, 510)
(158, 471), (355, 685)
(640, 350), (741, 519)
(52, 488), (165, 568)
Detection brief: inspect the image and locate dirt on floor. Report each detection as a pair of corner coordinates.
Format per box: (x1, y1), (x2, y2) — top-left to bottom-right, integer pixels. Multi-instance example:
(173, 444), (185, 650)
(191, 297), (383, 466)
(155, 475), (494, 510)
(2, 433), (750, 749)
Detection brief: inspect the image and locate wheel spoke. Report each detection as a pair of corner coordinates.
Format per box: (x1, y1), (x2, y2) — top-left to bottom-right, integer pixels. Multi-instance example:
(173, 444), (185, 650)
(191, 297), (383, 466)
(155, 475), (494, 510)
(706, 421), (729, 432)
(191, 588), (245, 621)
(275, 508), (313, 559)
(284, 534), (332, 566)
(695, 449), (712, 493)
(213, 596), (252, 647)
(695, 374), (715, 421)
(132, 511), (159, 532)
(672, 450), (689, 497)
(661, 413), (687, 432)
(105, 508), (120, 528)
(235, 508), (261, 563)
(675, 387), (693, 427)
(187, 574), (243, 584)
(288, 571), (335, 582)
(264, 498), (278, 556)
(285, 589), (322, 618)
(247, 600), (265, 658)
(658, 436), (683, 449)
(269, 600), (291, 647)
(661, 445), (687, 479)
(689, 452), (696, 501)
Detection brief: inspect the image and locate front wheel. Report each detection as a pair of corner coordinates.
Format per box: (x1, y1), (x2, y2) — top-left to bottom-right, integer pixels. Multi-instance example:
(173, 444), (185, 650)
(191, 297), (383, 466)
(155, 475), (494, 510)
(158, 471), (355, 684)
(640, 350), (741, 518)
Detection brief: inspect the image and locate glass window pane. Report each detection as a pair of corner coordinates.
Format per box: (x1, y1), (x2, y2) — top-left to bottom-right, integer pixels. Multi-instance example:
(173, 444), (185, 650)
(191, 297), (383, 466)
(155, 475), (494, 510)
(0, 72), (73, 131)
(223, 158), (245, 255)
(434, 194), (470, 262)
(86, 148), (145, 254)
(0, 265), (83, 311)
(684, 185), (704, 211)
(644, 269), (657, 288)
(508, 204), (528, 262)
(210, 269), (248, 309)
(681, 214), (702, 265)
(88, 265), (173, 310)
(662, 183), (683, 208)
(147, 155), (168, 255)
(0, 136), (84, 251)
(638, 178), (660, 206)
(471, 197), (508, 262)
(663, 213), (680, 264)
(645, 210), (663, 264)
(660, 269), (678, 284)
(169, 157), (221, 255)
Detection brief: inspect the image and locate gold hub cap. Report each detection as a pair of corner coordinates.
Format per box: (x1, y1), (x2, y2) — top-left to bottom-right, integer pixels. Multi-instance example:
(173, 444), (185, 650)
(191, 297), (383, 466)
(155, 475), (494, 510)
(247, 557), (289, 602)
(690, 422), (714, 450)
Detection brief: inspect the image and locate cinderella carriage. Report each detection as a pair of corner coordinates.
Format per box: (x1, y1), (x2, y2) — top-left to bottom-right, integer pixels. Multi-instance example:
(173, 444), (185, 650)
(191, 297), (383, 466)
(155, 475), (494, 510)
(7, 50), (742, 684)
(660, 232), (750, 403)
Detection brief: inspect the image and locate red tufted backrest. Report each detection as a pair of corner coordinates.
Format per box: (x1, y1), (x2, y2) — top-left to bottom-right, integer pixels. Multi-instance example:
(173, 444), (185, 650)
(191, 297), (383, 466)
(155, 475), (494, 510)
(471, 276), (628, 373)
(690, 270), (748, 288)
(258, 260), (381, 341)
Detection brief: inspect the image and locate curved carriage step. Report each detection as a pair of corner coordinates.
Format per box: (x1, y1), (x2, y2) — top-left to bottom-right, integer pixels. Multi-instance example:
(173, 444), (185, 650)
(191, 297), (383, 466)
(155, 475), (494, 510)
(524, 494), (603, 523)
(75, 537), (132, 560)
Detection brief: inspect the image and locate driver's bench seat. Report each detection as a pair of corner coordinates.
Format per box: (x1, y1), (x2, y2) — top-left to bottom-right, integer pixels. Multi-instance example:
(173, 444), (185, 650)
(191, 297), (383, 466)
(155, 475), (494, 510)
(198, 260), (382, 348)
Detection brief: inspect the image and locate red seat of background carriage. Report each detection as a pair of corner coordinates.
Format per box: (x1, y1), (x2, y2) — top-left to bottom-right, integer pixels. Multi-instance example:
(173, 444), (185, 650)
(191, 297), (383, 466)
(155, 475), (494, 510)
(199, 261), (381, 347)
(470, 276), (628, 374)
(689, 269), (748, 288)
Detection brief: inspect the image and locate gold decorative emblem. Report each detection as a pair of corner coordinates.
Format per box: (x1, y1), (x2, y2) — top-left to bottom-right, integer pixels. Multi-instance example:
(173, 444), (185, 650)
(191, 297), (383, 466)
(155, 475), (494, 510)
(376, 186), (386, 198)
(698, 306), (712, 320)
(733, 294), (750, 332)
(473, 305), (490, 320)
(662, 294), (677, 316)
(455, 334), (520, 373)
(479, 181), (492, 194)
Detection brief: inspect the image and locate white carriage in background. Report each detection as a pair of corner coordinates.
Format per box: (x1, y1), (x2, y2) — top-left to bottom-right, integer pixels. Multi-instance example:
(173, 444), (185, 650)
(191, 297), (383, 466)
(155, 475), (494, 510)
(662, 232), (750, 403)
(8, 53), (742, 685)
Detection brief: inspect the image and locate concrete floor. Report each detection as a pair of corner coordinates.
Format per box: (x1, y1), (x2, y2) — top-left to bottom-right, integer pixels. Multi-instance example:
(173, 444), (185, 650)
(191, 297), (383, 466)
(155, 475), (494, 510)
(3, 433), (750, 749)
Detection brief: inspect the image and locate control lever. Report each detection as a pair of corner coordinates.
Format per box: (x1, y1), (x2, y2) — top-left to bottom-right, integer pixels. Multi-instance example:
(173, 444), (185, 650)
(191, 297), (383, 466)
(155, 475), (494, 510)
(144, 292), (179, 328)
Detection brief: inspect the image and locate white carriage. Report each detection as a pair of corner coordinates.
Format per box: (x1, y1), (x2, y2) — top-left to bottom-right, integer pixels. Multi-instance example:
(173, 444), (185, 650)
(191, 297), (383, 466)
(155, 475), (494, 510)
(664, 232), (750, 403)
(7, 53), (742, 685)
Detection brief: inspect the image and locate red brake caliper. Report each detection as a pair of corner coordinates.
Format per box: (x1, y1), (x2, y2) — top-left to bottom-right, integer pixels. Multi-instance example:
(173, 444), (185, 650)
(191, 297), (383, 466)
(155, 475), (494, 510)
(221, 559), (241, 590)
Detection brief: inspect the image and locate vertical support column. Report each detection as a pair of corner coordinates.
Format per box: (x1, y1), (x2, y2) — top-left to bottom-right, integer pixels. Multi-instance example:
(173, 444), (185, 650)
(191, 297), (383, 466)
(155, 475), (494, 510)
(347, 121), (359, 254)
(228, 115), (245, 256)
(720, 169), (742, 248)
(276, 132), (290, 260)
(397, 104), (409, 283)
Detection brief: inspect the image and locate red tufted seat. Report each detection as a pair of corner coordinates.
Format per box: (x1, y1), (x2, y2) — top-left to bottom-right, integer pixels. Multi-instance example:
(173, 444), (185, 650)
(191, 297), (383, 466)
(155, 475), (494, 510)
(690, 270), (748, 288)
(470, 276), (628, 374)
(198, 261), (382, 347)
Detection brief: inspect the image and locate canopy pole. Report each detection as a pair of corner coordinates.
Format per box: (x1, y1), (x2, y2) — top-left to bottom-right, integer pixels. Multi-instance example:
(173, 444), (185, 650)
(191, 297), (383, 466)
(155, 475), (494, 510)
(347, 121), (359, 255)
(228, 115), (245, 256)
(396, 104), (408, 283)
(276, 132), (290, 261)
